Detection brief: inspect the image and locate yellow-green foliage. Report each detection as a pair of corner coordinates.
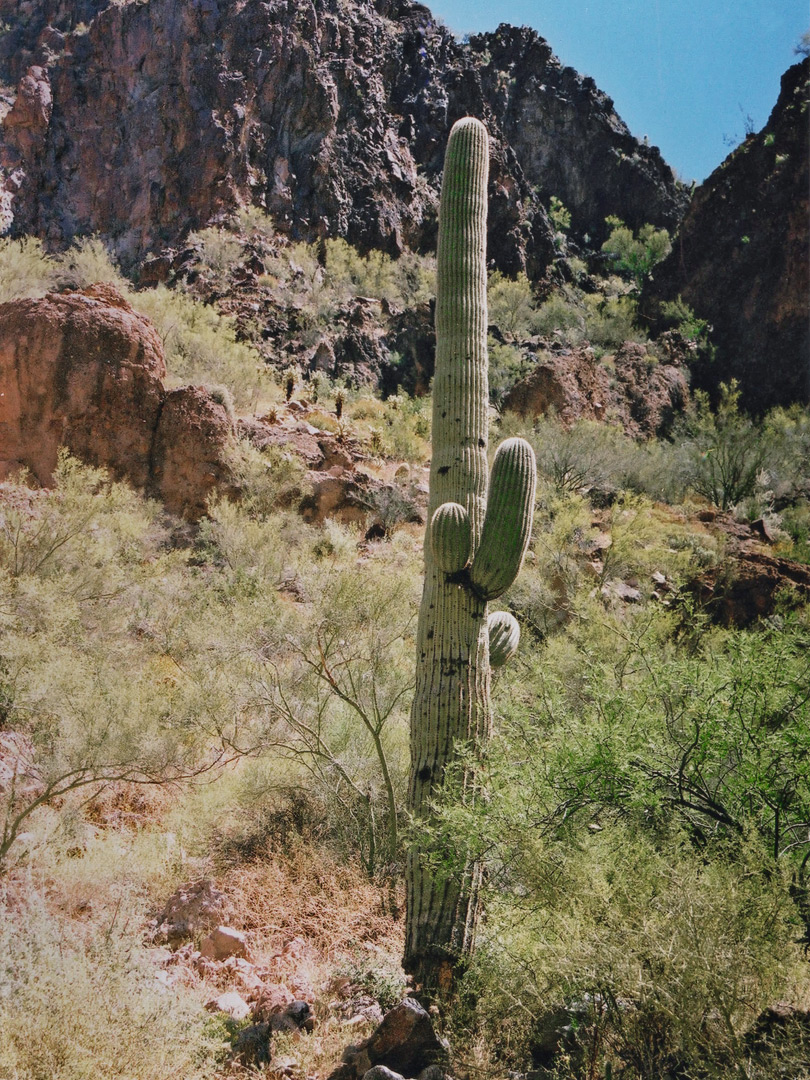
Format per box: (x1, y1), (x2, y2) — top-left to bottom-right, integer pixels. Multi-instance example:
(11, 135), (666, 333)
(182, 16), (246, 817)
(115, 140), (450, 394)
(601, 215), (672, 289)
(487, 270), (537, 338)
(134, 284), (270, 408)
(0, 236), (59, 301)
(0, 454), (419, 876)
(0, 890), (226, 1079)
(188, 224), (245, 277)
(258, 234), (435, 341)
(0, 235), (272, 410)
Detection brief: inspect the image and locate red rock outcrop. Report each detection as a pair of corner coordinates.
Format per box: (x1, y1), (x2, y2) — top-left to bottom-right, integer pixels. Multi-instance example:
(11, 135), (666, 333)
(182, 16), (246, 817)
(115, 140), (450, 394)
(682, 511), (810, 627)
(0, 284), (236, 518)
(502, 338), (690, 438)
(0, 283), (166, 488)
(152, 386), (239, 520)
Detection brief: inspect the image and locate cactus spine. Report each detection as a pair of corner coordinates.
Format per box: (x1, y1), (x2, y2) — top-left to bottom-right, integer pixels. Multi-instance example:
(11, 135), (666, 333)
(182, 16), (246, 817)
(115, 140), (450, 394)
(405, 117), (536, 995)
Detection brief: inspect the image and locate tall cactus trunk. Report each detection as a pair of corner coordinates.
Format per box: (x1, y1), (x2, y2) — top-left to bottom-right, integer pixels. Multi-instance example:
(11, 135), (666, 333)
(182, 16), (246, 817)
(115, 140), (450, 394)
(405, 117), (491, 996)
(404, 118), (536, 998)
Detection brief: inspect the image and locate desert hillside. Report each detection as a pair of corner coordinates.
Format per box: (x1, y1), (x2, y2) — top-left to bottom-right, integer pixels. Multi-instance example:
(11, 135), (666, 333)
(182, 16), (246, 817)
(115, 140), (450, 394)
(0, 3), (808, 1078)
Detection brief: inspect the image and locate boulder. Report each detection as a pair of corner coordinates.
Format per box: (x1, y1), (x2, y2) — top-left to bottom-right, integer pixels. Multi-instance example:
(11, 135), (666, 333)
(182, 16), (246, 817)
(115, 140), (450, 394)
(199, 926), (251, 962)
(205, 991), (251, 1021)
(328, 998), (447, 1080)
(687, 551), (810, 627)
(270, 1000), (316, 1034)
(0, 285), (238, 519)
(154, 878), (232, 946)
(0, 284), (166, 489)
(151, 385), (238, 519)
(502, 340), (689, 439)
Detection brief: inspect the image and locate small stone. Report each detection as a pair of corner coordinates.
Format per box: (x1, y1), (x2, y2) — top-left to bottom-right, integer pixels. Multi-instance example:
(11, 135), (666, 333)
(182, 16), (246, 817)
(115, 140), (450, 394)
(417, 1068), (446, 1080)
(750, 517), (776, 543)
(205, 991), (251, 1020)
(363, 1068), (406, 1080)
(271, 1000), (315, 1033)
(602, 581), (642, 603)
(199, 925), (250, 960)
(155, 878), (231, 945)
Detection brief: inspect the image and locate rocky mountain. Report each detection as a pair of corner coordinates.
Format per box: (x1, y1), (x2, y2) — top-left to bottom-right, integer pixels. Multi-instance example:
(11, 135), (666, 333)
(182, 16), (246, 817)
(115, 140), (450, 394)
(0, 0), (686, 272)
(646, 58), (810, 414)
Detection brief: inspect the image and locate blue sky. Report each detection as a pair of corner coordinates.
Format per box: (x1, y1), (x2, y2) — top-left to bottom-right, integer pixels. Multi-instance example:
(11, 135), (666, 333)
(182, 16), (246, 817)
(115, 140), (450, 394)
(426, 0), (808, 183)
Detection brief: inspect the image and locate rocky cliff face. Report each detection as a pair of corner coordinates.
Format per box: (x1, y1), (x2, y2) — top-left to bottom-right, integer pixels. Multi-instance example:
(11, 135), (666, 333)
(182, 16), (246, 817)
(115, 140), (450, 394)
(0, 0), (686, 272)
(646, 59), (810, 414)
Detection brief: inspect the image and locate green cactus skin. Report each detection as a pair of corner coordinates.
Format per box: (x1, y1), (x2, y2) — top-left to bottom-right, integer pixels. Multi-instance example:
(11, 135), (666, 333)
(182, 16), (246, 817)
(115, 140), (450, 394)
(470, 437), (536, 601)
(431, 502), (472, 573)
(487, 610), (521, 667)
(405, 117), (535, 997)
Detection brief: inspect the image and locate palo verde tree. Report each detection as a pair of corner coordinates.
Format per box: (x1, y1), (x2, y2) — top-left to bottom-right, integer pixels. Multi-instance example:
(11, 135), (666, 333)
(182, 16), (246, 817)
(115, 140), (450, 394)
(405, 117), (536, 997)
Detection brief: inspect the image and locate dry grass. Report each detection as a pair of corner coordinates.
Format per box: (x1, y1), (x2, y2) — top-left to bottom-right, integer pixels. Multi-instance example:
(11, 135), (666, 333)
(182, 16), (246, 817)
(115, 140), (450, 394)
(225, 841), (404, 966)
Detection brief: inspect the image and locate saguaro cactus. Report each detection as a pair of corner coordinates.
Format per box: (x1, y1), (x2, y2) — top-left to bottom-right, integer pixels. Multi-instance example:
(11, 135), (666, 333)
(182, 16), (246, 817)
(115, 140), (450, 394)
(405, 117), (536, 995)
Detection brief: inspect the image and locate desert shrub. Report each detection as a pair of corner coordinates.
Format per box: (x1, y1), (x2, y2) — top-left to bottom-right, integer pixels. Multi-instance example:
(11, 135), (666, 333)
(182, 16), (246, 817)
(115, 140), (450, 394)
(56, 236), (127, 290)
(232, 204), (278, 246)
(259, 236), (434, 330)
(488, 338), (531, 406)
(0, 456), (293, 870)
(583, 291), (646, 347)
(778, 499), (810, 563)
(673, 381), (772, 510)
(0, 235), (59, 301)
(378, 393), (431, 462)
(531, 291), (586, 344)
(0, 891), (224, 1079)
(488, 270), (537, 338)
(223, 439), (310, 517)
(548, 194), (572, 250)
(659, 295), (710, 342)
(762, 404), (810, 502)
(601, 216), (672, 289)
(460, 828), (800, 1078)
(187, 224), (244, 278)
(133, 284), (269, 408)
(435, 612), (810, 1076)
(324, 239), (435, 309)
(511, 414), (629, 496)
(252, 548), (419, 873)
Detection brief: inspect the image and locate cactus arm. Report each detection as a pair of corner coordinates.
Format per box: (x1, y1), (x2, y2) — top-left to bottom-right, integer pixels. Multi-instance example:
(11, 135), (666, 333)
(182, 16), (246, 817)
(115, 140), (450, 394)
(487, 610), (521, 667)
(470, 436), (536, 601)
(430, 502), (472, 574)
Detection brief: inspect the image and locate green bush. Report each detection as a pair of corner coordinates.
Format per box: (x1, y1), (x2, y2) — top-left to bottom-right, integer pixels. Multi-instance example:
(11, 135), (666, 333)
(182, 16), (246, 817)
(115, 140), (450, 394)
(531, 291), (586, 344)
(435, 609), (810, 1076)
(659, 294), (710, 342)
(57, 236), (127, 291)
(487, 270), (538, 339)
(583, 291), (646, 347)
(601, 216), (672, 290)
(488, 338), (531, 406)
(133, 284), (269, 408)
(674, 381), (771, 510)
(187, 225), (244, 278)
(0, 236), (59, 301)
